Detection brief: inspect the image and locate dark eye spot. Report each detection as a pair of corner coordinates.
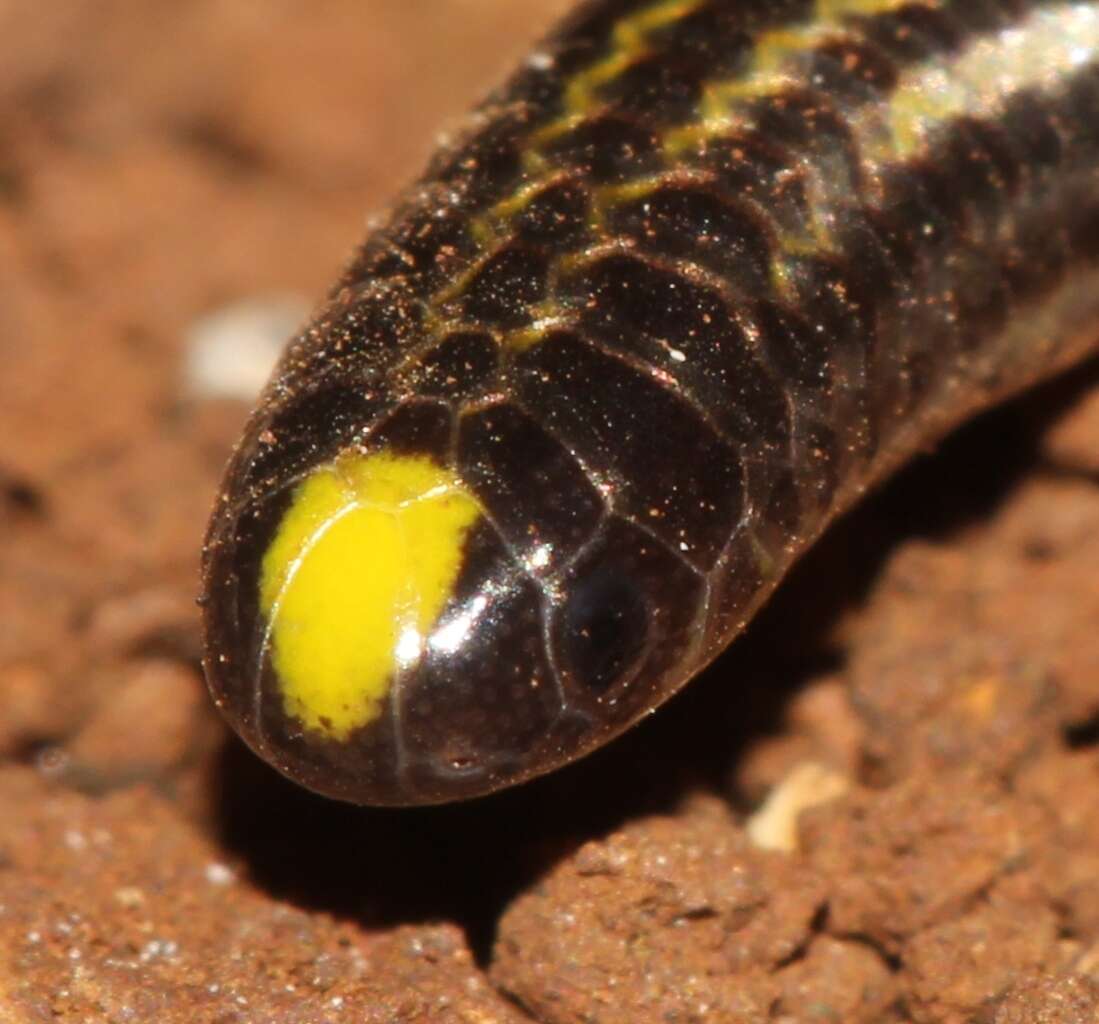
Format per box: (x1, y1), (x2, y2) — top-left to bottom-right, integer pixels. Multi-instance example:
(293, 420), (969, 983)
(561, 568), (649, 695)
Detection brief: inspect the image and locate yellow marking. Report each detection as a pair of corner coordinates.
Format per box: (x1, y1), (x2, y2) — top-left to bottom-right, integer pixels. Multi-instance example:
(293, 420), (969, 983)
(499, 299), (572, 352)
(769, 255), (799, 305)
(500, 324), (553, 352)
(471, 0), (705, 264)
(415, 0), (1099, 366)
(666, 0), (915, 155)
(260, 452), (481, 740)
(490, 177), (561, 225)
(655, 1), (919, 293)
(587, 173), (684, 233)
(441, 0), (706, 355)
(746, 528), (777, 579)
(530, 0), (703, 150)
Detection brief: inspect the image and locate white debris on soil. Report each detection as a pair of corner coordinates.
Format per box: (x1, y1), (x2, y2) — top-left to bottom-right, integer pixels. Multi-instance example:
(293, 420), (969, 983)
(183, 295), (309, 401)
(746, 761), (850, 853)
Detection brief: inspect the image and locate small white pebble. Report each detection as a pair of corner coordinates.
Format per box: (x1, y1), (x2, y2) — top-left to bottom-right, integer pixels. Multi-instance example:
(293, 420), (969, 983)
(204, 861), (236, 886)
(526, 50), (555, 70)
(139, 938), (179, 962)
(746, 761), (850, 853)
(113, 886), (145, 909)
(63, 830), (87, 852)
(183, 294), (309, 401)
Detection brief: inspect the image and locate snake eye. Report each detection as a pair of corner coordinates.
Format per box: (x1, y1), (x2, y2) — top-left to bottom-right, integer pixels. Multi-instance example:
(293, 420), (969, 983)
(560, 566), (650, 696)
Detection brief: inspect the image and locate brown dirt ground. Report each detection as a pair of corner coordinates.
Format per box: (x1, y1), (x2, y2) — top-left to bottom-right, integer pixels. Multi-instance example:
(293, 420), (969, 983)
(2, 3), (1099, 1022)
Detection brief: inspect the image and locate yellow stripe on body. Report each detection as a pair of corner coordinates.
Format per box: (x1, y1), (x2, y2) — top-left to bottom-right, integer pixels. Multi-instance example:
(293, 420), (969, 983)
(675, 0), (1099, 294)
(260, 452), (481, 740)
(529, 0), (704, 150)
(663, 0), (916, 288)
(678, 0), (943, 135)
(432, 0), (704, 327)
(680, 0), (915, 136)
(476, 0), (914, 337)
(427, 0), (1099, 354)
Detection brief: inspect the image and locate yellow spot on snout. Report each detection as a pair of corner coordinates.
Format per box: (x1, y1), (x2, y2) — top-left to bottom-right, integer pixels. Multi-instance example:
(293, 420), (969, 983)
(259, 452), (481, 740)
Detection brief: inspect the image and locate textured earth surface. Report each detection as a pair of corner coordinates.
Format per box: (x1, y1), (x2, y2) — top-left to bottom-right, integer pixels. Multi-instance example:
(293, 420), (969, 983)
(3, 2), (1099, 1021)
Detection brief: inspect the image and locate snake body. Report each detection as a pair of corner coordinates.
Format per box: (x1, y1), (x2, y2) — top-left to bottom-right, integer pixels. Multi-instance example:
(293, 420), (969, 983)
(202, 0), (1099, 805)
